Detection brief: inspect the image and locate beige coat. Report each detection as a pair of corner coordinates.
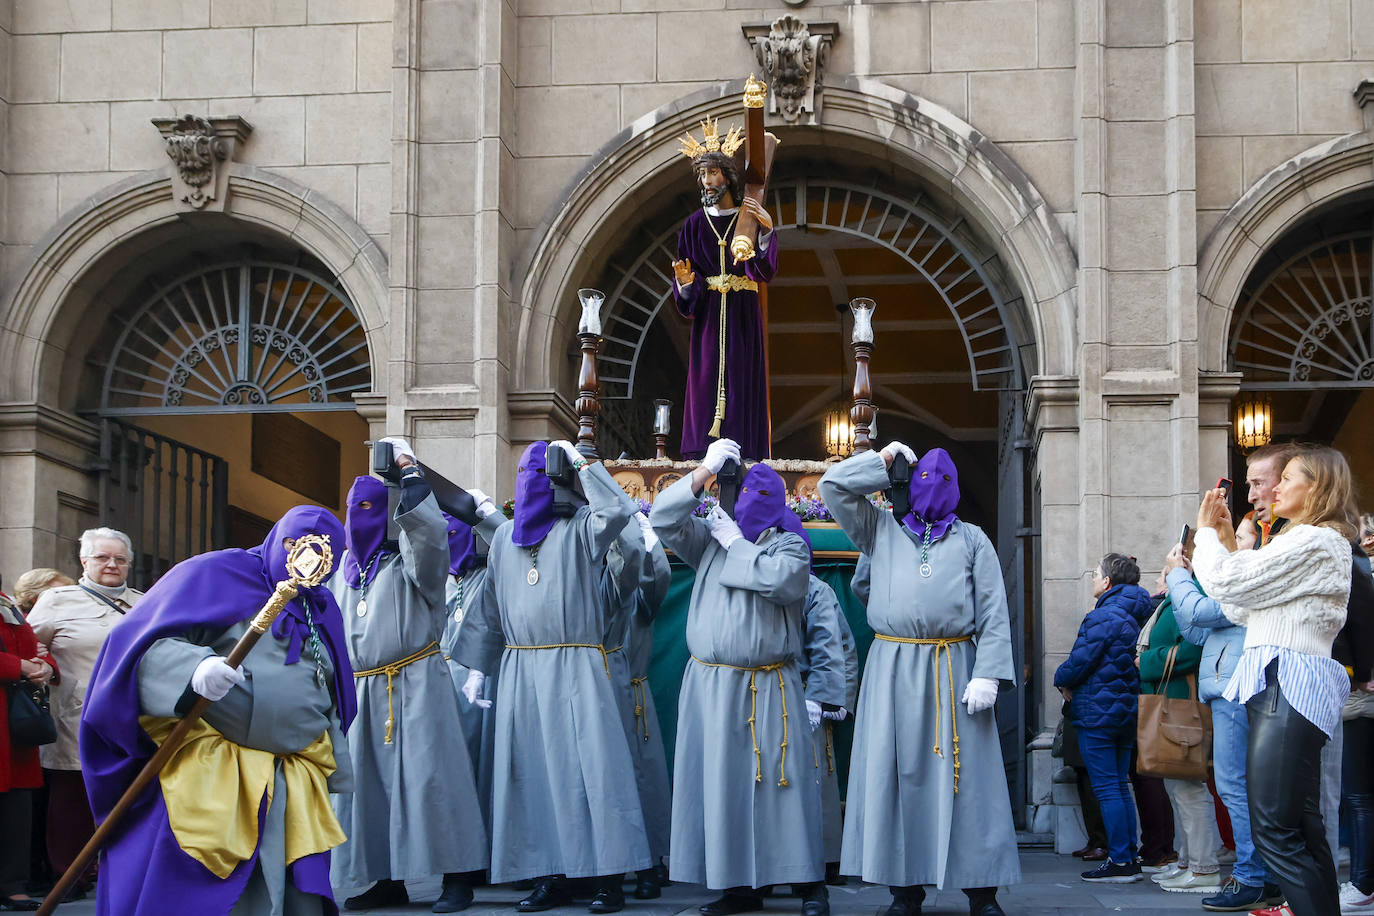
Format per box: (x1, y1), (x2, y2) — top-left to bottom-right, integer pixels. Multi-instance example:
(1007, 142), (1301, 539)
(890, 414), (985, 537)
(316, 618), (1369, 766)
(27, 582), (143, 769)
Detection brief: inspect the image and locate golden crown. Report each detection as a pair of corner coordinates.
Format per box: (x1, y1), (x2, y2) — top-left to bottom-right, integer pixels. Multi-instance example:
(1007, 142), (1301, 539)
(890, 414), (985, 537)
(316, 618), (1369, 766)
(678, 115), (745, 161)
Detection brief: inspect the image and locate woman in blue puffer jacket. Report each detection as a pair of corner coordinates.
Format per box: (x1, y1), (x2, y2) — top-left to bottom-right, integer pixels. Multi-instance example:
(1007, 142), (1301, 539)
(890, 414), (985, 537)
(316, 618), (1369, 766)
(1054, 553), (1155, 884)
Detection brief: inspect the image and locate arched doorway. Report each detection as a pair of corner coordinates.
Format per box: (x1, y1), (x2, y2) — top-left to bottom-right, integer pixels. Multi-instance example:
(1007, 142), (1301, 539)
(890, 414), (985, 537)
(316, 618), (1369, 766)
(0, 167), (388, 587)
(1226, 192), (1374, 490)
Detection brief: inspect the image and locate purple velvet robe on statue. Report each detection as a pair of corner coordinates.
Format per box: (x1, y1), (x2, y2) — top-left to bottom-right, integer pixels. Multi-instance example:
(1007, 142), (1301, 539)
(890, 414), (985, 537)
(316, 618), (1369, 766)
(674, 208), (778, 460)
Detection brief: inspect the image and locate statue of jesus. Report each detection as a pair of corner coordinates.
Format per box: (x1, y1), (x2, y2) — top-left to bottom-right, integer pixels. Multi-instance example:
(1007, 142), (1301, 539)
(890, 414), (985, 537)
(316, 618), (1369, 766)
(670, 116), (776, 461)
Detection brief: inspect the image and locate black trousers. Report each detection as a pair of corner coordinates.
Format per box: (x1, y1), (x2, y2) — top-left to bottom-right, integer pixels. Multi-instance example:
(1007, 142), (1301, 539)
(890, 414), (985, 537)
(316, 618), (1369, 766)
(1343, 715), (1374, 895)
(1247, 661), (1338, 916)
(0, 788), (33, 898)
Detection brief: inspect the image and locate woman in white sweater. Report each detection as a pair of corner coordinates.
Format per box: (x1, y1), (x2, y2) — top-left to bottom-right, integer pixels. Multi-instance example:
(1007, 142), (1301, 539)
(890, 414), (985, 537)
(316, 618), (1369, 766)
(1192, 446), (1358, 916)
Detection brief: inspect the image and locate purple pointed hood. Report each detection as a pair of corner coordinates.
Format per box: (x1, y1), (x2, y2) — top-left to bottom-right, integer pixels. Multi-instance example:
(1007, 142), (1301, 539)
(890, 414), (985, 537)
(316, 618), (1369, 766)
(513, 441), (558, 548)
(736, 463), (790, 543)
(343, 475), (388, 587)
(902, 447), (960, 542)
(444, 512), (478, 576)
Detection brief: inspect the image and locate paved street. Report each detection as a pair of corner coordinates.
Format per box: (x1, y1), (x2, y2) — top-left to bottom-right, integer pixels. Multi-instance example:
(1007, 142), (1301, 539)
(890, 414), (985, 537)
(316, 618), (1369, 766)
(41, 849), (1331, 915)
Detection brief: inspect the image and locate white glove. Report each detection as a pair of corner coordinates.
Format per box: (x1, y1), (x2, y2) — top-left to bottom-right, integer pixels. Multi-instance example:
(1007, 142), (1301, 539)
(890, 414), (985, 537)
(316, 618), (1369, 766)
(880, 440), (917, 465)
(191, 656), (246, 701)
(822, 707), (849, 722)
(469, 488), (496, 520)
(701, 438), (741, 475)
(462, 670), (492, 709)
(962, 677), (999, 715)
(379, 436), (416, 464)
(806, 699), (822, 731)
(549, 439), (584, 466)
(635, 511), (659, 552)
(707, 506), (743, 550)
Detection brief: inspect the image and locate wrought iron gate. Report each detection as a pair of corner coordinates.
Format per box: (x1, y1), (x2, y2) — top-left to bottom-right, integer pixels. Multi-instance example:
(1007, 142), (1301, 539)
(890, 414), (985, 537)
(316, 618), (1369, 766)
(95, 418), (229, 590)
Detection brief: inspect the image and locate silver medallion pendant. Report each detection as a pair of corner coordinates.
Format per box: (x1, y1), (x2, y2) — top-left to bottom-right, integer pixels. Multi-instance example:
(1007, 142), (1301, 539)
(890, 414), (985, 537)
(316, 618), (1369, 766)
(356, 598), (368, 617)
(919, 563), (932, 578)
(527, 567), (540, 586)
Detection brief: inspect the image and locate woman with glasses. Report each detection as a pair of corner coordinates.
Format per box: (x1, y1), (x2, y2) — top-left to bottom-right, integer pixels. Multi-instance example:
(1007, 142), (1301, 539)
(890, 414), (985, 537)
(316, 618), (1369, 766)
(25, 527), (142, 900)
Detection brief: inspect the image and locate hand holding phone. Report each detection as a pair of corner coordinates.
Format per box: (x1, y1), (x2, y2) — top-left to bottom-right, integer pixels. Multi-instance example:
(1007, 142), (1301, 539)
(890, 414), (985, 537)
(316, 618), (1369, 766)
(1216, 477), (1234, 499)
(1179, 524), (1191, 547)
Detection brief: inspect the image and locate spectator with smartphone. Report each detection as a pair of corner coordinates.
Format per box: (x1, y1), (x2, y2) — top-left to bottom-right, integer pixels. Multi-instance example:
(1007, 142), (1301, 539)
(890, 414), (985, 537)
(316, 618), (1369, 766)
(1191, 446), (1359, 916)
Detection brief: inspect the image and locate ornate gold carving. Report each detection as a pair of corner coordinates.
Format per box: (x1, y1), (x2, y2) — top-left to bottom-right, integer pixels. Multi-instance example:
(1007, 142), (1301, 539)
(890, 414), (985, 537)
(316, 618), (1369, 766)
(743, 73), (768, 109)
(678, 115), (745, 161)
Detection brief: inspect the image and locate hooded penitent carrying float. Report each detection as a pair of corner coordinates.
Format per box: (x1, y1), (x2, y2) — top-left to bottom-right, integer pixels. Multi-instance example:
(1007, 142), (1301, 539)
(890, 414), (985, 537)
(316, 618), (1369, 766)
(329, 471), (490, 896)
(453, 442), (651, 889)
(818, 448), (1020, 903)
(649, 461), (825, 892)
(73, 507), (353, 916)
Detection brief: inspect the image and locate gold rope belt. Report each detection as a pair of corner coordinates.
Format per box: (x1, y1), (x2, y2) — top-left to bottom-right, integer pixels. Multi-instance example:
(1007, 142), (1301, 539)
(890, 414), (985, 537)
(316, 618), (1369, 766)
(873, 633), (973, 794)
(691, 655), (791, 787)
(630, 675), (651, 741)
(706, 274), (759, 294)
(353, 641), (441, 745)
(505, 642), (622, 677)
(825, 721), (835, 775)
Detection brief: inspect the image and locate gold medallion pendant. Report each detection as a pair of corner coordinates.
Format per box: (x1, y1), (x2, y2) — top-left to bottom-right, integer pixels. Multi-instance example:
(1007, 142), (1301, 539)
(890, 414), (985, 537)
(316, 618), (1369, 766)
(356, 598), (368, 617)
(526, 567), (540, 586)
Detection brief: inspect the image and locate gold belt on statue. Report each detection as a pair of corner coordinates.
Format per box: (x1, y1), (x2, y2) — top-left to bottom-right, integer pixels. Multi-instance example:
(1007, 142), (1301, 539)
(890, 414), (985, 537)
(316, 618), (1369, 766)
(873, 632), (973, 794)
(353, 641), (441, 744)
(691, 655), (792, 787)
(706, 274), (759, 294)
(506, 642), (622, 677)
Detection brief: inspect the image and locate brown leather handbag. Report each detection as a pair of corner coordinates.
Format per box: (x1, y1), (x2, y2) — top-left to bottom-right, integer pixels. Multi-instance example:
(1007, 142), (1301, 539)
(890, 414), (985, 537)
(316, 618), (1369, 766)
(1136, 644), (1212, 780)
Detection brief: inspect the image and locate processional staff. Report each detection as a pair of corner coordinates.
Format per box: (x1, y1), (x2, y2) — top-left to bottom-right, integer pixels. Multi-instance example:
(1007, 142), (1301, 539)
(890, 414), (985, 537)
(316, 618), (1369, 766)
(36, 536), (337, 916)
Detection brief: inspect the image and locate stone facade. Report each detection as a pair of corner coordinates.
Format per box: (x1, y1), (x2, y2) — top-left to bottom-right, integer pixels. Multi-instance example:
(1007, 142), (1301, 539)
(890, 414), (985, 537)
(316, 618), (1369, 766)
(3, 0), (1373, 818)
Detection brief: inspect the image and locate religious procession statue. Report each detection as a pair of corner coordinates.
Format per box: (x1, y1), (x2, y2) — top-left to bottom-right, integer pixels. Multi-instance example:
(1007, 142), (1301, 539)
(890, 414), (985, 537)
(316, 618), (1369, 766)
(671, 77), (778, 461)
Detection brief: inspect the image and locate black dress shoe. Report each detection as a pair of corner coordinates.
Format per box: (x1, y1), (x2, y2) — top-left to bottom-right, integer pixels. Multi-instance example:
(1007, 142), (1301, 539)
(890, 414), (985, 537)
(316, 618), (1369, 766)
(589, 881), (625, 914)
(520, 878), (572, 913)
(345, 880), (409, 911)
(969, 902), (1006, 916)
(799, 885), (829, 916)
(884, 886), (925, 916)
(0, 900), (41, 913)
(434, 876), (475, 913)
(699, 892), (765, 916)
(654, 862), (671, 887)
(633, 870), (662, 900)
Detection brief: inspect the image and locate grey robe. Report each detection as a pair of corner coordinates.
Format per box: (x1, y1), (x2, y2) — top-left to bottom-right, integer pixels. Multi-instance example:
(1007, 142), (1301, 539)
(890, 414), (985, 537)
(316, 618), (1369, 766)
(140, 617), (352, 916)
(330, 491), (488, 884)
(625, 539), (673, 861)
(820, 450), (1020, 889)
(440, 513), (509, 836)
(651, 474), (823, 890)
(798, 576), (850, 864)
(454, 462), (651, 882)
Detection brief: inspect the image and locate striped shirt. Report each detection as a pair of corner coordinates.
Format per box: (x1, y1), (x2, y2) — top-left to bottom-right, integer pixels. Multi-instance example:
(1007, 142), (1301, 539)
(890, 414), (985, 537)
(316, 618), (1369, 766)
(1222, 646), (1350, 737)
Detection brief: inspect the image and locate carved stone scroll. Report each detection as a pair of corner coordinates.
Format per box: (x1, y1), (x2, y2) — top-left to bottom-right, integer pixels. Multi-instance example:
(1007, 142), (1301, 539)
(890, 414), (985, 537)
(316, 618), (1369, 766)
(151, 115), (253, 211)
(741, 17), (839, 127)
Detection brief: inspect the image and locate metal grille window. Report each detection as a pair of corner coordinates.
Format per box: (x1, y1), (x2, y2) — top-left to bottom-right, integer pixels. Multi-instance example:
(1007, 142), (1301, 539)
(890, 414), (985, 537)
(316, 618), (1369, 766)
(1231, 231), (1374, 388)
(101, 260), (370, 414)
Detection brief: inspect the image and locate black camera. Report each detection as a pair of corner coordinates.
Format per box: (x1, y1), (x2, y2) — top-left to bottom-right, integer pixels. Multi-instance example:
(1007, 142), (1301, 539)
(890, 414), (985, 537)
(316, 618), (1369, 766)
(716, 458), (741, 519)
(887, 451), (912, 519)
(371, 439), (403, 484)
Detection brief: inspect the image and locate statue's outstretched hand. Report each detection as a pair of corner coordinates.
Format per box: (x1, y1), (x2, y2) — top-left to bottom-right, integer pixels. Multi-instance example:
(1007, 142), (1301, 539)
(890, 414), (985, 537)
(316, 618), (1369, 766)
(741, 197), (773, 233)
(672, 259), (695, 288)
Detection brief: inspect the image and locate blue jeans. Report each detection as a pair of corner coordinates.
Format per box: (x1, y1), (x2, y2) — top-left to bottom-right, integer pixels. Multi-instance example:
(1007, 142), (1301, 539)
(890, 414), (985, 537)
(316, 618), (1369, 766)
(1078, 721), (1139, 865)
(1211, 697), (1271, 887)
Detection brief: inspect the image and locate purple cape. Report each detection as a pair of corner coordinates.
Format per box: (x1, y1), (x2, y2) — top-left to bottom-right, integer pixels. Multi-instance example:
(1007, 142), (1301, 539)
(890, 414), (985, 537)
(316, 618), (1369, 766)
(736, 463), (791, 543)
(343, 475), (388, 587)
(79, 505), (355, 916)
(902, 448), (960, 542)
(512, 441), (558, 548)
(444, 511), (478, 576)
(674, 208), (778, 461)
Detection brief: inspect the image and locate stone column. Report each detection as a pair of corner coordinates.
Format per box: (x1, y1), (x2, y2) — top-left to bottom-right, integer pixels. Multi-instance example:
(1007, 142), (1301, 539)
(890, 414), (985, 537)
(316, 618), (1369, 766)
(393, 0), (521, 496)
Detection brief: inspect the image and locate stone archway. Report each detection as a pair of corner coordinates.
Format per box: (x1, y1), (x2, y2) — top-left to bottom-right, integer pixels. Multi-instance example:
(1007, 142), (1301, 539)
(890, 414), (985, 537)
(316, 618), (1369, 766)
(0, 163), (390, 409)
(1197, 132), (1374, 375)
(513, 76), (1079, 408)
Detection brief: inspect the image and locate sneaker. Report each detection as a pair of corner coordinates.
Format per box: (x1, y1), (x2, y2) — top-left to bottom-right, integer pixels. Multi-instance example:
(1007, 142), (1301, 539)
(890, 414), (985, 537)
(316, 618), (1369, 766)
(1151, 863), (1185, 884)
(1202, 878), (1270, 912)
(1160, 869), (1223, 894)
(1247, 906), (1293, 916)
(1081, 861), (1143, 883)
(1340, 882), (1374, 915)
